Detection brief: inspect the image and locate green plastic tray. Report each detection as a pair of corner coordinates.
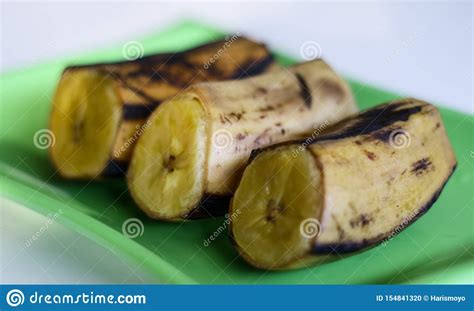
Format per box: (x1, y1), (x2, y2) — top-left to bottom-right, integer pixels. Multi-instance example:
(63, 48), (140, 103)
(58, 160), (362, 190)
(1, 21), (472, 284)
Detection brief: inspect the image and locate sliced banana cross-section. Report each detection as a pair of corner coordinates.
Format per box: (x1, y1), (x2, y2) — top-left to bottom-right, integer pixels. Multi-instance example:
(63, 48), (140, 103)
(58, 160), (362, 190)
(129, 95), (207, 219)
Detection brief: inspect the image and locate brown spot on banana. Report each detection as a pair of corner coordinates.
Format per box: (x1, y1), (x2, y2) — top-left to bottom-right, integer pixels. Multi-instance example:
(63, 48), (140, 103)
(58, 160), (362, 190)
(49, 37), (278, 179)
(236, 133), (247, 140)
(364, 150), (377, 160)
(411, 157), (433, 176)
(258, 105), (276, 112)
(128, 59), (357, 221)
(295, 73), (312, 108)
(230, 98), (457, 270)
(256, 87), (268, 96)
(349, 213), (373, 228)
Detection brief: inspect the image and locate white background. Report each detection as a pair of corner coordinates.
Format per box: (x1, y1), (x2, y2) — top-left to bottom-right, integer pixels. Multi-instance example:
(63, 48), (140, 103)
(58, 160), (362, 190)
(1, 1), (473, 283)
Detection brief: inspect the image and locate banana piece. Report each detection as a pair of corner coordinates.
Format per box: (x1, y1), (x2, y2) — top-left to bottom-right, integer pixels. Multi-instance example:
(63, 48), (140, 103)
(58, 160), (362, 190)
(49, 37), (277, 178)
(128, 59), (357, 220)
(229, 98), (457, 270)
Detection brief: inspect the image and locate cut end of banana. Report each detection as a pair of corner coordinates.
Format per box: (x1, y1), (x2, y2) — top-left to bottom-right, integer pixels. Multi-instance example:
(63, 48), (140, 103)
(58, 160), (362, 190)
(128, 94), (208, 220)
(230, 146), (323, 270)
(50, 69), (122, 178)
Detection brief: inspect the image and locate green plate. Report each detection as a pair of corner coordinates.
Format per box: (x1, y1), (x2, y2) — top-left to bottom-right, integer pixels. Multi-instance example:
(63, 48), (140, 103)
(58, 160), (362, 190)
(1, 21), (472, 284)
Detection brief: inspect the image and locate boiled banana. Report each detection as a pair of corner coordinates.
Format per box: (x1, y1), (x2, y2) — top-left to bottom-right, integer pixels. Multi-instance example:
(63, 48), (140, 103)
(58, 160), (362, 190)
(49, 37), (277, 178)
(128, 59), (357, 220)
(229, 98), (457, 270)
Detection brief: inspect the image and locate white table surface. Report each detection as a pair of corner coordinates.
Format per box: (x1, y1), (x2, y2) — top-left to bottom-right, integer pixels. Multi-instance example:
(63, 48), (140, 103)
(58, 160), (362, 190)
(1, 1), (472, 284)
